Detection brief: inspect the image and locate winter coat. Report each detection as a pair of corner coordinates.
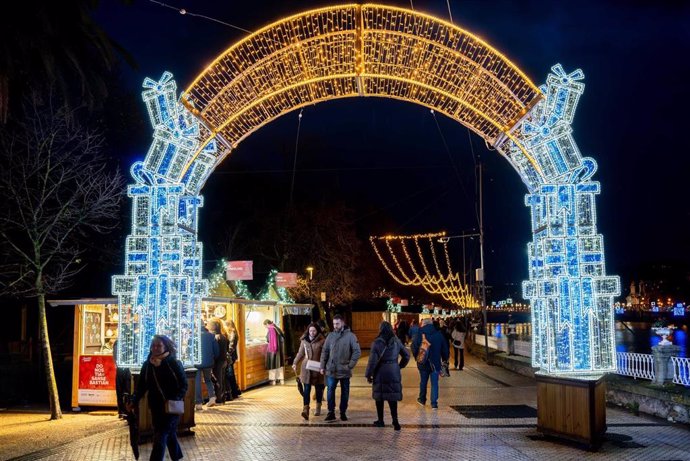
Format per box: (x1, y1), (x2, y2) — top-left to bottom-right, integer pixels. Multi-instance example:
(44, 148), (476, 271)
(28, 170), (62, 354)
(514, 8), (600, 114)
(411, 324), (449, 372)
(451, 330), (466, 349)
(265, 325), (285, 370)
(364, 336), (410, 401)
(408, 325), (420, 343)
(134, 356), (188, 415)
(196, 329), (219, 369)
(293, 334), (326, 385)
(320, 326), (361, 378)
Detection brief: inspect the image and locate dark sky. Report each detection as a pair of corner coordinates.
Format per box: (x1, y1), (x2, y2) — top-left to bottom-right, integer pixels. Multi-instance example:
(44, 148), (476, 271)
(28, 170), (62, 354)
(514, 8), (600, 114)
(94, 0), (690, 300)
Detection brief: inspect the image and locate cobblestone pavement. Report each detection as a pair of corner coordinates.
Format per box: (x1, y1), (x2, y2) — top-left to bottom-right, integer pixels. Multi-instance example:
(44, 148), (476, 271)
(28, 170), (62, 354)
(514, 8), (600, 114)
(3, 350), (689, 461)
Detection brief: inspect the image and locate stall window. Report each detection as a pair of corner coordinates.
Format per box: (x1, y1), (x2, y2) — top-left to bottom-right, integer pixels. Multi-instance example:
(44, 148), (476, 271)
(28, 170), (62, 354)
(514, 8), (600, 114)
(81, 304), (119, 355)
(244, 304), (278, 346)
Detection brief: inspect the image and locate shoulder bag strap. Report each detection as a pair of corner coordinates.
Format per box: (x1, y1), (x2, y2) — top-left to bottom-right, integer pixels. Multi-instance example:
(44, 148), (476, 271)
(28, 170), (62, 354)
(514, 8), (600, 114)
(372, 342), (390, 376)
(150, 364), (166, 400)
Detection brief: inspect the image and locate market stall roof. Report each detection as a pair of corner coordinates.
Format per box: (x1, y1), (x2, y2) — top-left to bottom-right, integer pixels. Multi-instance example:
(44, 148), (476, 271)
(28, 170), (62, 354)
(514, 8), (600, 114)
(48, 298), (117, 307)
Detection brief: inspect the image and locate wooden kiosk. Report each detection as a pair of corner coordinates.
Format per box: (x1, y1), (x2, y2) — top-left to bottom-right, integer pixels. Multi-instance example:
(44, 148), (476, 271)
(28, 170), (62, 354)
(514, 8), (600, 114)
(47, 298), (120, 411)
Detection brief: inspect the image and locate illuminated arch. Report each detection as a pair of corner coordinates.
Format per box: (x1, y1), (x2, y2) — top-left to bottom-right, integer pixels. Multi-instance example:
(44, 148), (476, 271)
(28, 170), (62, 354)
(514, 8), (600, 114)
(113, 4), (620, 376)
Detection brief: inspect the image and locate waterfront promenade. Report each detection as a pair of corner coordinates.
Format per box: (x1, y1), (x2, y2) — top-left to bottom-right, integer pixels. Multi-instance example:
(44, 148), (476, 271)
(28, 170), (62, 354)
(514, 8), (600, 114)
(1, 352), (688, 461)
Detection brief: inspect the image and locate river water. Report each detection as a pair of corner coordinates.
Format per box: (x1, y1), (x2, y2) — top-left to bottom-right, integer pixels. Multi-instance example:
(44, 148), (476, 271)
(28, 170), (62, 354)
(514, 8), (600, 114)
(616, 321), (689, 357)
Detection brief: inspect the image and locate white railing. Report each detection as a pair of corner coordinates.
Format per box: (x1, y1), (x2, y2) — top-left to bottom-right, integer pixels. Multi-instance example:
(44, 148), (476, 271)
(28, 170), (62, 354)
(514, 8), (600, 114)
(474, 334), (532, 358)
(616, 352), (655, 380)
(671, 356), (690, 386)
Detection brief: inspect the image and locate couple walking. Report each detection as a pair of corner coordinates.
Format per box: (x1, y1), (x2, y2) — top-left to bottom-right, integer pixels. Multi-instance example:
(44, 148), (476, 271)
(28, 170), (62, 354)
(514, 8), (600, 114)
(292, 314), (360, 422)
(292, 315), (410, 430)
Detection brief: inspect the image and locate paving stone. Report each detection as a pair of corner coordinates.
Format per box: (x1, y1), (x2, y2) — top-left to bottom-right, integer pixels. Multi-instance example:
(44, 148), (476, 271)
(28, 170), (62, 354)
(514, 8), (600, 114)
(3, 350), (689, 460)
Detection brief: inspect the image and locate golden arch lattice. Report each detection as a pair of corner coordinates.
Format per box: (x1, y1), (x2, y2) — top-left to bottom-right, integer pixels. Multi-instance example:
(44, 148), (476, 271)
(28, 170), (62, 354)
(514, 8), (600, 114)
(180, 4), (542, 182)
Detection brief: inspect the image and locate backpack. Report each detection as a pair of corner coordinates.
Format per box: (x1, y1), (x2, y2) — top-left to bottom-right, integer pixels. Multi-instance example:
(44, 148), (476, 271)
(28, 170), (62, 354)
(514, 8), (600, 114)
(416, 333), (431, 364)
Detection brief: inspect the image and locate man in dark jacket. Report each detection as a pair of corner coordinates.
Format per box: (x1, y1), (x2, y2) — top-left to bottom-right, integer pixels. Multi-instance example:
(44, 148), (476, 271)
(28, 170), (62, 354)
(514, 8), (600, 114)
(195, 322), (219, 410)
(320, 314), (361, 422)
(411, 318), (449, 409)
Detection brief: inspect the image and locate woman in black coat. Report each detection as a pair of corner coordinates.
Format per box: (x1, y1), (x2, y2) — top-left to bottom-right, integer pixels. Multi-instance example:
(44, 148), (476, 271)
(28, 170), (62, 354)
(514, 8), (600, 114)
(128, 335), (188, 461)
(365, 321), (410, 431)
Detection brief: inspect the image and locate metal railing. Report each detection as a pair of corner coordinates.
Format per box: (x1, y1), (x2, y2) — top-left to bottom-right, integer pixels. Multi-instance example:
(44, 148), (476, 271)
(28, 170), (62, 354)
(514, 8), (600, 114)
(616, 352), (655, 380)
(671, 356), (690, 386)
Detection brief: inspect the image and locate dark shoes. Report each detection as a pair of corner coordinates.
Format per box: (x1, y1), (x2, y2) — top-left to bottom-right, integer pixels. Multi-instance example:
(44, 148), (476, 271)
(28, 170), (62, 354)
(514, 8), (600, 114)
(393, 420), (401, 431)
(340, 413), (348, 421)
(416, 398), (425, 406)
(431, 404), (438, 409)
(373, 420), (385, 427)
(324, 412), (336, 422)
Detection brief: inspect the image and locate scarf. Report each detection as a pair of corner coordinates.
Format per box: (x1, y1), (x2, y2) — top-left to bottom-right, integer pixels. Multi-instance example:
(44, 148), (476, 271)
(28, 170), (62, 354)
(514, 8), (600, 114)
(267, 324), (278, 353)
(149, 351), (170, 367)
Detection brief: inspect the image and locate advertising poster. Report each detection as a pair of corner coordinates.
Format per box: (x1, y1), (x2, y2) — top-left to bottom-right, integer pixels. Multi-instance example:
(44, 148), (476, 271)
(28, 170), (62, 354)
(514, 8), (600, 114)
(276, 272), (297, 287)
(78, 355), (117, 406)
(226, 260), (253, 280)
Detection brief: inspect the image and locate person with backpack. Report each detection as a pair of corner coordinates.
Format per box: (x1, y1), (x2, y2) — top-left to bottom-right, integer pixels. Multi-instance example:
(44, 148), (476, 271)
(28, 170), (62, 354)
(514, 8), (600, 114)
(411, 317), (449, 409)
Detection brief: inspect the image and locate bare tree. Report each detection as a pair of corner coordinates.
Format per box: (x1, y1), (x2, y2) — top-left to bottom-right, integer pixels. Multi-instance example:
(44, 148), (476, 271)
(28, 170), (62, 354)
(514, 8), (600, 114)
(0, 98), (124, 419)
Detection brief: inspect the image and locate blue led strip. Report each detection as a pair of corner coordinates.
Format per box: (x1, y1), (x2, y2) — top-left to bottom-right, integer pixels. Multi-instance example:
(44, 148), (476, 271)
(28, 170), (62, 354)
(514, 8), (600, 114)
(112, 72), (210, 368)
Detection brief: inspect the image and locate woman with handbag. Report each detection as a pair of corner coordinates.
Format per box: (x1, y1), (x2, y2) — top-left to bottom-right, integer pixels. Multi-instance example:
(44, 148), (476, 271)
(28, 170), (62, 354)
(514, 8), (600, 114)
(292, 322), (326, 420)
(365, 321), (410, 431)
(127, 335), (187, 461)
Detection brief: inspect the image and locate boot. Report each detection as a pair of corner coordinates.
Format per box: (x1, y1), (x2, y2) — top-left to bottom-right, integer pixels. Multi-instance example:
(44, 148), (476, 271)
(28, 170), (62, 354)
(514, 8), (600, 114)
(313, 402), (322, 416)
(324, 412), (336, 422)
(301, 405), (310, 421)
(393, 420), (401, 431)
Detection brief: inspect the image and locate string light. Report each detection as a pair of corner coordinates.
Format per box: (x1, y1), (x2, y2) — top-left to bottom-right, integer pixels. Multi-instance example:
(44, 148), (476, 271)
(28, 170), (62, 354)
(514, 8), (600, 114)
(370, 233), (478, 308)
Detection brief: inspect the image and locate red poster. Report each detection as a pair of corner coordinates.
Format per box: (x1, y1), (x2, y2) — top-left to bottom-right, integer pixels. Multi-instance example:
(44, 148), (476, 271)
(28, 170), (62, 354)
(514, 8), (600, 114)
(78, 355), (116, 406)
(276, 272), (297, 287)
(226, 260), (253, 280)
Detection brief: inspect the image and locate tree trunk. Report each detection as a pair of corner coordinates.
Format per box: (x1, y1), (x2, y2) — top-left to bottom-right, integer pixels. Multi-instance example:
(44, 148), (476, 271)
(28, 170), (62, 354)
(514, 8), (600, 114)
(38, 294), (62, 419)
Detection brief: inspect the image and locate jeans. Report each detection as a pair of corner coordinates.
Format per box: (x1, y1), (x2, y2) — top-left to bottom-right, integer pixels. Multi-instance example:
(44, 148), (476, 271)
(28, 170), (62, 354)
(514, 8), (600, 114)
(326, 376), (350, 414)
(195, 367), (215, 404)
(150, 412), (182, 461)
(418, 367), (439, 406)
(302, 382), (325, 406)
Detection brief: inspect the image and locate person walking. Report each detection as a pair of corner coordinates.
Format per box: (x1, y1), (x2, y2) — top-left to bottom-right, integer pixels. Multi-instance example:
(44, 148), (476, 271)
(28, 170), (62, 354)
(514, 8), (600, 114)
(209, 319), (229, 404)
(319, 314), (361, 422)
(292, 322), (326, 419)
(412, 318), (449, 409)
(264, 319), (285, 385)
(395, 320), (409, 345)
(224, 319), (242, 400)
(408, 319), (420, 343)
(127, 335), (187, 461)
(195, 321), (219, 410)
(365, 321), (410, 431)
(451, 321), (466, 370)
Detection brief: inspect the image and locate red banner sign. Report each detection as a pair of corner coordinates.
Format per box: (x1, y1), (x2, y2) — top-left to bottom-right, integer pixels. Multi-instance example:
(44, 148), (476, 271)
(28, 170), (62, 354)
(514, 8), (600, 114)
(276, 272), (297, 287)
(226, 261), (253, 280)
(78, 355), (116, 405)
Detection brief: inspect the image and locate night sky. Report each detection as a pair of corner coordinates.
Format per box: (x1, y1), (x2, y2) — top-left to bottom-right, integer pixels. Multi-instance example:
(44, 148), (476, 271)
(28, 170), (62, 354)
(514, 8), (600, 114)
(93, 0), (690, 300)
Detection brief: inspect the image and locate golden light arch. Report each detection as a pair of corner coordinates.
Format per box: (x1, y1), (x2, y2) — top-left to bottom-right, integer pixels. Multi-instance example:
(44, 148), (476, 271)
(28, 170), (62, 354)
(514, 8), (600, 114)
(179, 4), (544, 183)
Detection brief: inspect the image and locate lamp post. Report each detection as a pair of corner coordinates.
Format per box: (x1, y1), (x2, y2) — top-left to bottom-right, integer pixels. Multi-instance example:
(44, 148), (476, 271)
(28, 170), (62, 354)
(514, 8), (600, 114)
(306, 266), (315, 320)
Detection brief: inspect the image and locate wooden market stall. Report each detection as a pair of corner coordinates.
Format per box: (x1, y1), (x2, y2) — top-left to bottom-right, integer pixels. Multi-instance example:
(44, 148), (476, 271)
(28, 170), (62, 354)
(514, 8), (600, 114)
(49, 298), (120, 410)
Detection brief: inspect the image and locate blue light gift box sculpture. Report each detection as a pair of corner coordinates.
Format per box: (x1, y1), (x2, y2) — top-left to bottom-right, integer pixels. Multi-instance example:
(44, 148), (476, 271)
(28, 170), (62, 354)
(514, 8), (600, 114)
(112, 73), (218, 368)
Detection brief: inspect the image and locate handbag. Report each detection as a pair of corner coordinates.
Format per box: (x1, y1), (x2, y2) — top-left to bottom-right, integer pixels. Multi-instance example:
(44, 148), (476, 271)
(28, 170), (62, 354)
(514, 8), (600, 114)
(151, 361), (185, 415)
(304, 344), (321, 372)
